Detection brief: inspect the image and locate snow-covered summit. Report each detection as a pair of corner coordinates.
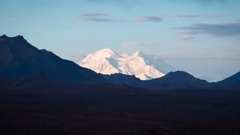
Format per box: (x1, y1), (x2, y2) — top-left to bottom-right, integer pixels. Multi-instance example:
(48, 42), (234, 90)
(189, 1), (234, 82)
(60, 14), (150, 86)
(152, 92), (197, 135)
(78, 48), (174, 80)
(93, 48), (116, 58)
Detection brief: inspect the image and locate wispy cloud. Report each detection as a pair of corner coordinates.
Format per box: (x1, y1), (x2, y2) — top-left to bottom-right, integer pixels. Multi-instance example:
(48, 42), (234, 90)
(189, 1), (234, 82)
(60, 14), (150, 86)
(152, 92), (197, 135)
(173, 22), (240, 37)
(76, 13), (122, 22)
(176, 14), (227, 18)
(82, 0), (137, 6)
(179, 35), (195, 40)
(196, 0), (229, 5)
(138, 16), (163, 22)
(170, 0), (231, 6)
(177, 15), (203, 18)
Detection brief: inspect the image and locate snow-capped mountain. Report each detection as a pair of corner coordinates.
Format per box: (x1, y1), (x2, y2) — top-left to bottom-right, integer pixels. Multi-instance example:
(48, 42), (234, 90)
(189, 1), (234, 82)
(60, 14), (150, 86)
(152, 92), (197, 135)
(78, 48), (174, 80)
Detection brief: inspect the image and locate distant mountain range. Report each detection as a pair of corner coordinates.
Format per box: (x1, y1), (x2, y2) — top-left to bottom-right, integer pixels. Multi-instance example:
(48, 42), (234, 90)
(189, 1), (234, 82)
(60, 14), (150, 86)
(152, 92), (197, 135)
(0, 35), (239, 90)
(78, 48), (174, 80)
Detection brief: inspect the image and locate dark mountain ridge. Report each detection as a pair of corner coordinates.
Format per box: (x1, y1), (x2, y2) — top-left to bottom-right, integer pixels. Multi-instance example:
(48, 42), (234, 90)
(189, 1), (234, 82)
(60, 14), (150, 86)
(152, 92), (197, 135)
(213, 71), (240, 90)
(1, 35), (240, 135)
(0, 35), (104, 84)
(0, 35), (239, 90)
(143, 71), (211, 90)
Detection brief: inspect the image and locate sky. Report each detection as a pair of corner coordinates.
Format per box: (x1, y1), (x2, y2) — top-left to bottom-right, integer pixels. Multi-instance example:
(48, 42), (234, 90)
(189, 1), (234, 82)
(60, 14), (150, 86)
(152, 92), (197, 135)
(1, 0), (240, 81)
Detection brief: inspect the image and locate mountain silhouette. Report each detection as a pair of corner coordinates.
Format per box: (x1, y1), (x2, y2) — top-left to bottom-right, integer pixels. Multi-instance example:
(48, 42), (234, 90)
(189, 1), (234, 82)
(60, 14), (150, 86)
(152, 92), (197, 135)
(1, 34), (239, 90)
(0, 35), (104, 83)
(214, 71), (240, 90)
(144, 71), (210, 90)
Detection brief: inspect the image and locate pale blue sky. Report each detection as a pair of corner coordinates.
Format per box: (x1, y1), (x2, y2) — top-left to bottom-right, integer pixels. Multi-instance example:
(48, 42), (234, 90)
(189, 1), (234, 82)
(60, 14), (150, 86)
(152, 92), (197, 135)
(1, 0), (240, 81)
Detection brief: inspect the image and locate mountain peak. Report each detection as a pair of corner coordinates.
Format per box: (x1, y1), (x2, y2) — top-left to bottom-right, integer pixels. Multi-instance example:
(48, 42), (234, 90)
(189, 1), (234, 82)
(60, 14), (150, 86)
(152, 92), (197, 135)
(217, 71), (240, 84)
(0, 34), (36, 54)
(15, 35), (25, 39)
(168, 71), (191, 75)
(78, 48), (174, 80)
(145, 70), (210, 89)
(95, 48), (116, 58)
(165, 71), (194, 79)
(132, 50), (144, 56)
(0, 35), (8, 42)
(99, 48), (113, 52)
(97, 48), (115, 53)
(214, 71), (240, 89)
(0, 34), (8, 38)
(0, 34), (24, 39)
(0, 35), (104, 83)
(0, 35), (27, 45)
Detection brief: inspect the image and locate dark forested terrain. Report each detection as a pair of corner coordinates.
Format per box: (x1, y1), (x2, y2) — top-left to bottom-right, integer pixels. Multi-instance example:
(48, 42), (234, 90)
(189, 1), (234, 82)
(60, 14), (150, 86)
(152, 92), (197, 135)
(0, 78), (240, 135)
